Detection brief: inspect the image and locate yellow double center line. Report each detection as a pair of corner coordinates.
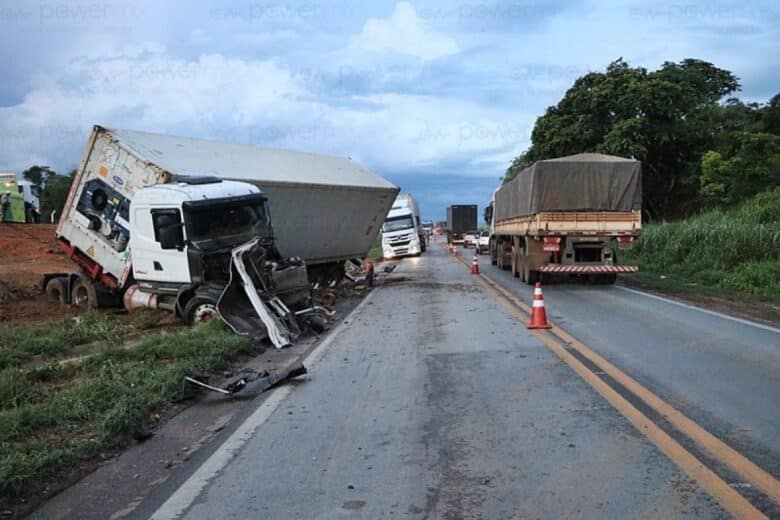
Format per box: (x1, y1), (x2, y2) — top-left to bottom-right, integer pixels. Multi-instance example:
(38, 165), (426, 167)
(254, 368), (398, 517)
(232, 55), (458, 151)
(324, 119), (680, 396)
(448, 246), (778, 519)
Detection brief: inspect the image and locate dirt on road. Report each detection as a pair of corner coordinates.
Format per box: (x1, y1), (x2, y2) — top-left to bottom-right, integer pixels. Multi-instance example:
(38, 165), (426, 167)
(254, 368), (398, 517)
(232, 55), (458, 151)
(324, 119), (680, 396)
(0, 223), (75, 324)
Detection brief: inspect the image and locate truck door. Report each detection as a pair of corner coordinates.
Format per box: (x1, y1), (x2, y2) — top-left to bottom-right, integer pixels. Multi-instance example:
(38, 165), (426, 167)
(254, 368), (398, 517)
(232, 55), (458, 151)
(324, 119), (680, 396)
(130, 205), (192, 284)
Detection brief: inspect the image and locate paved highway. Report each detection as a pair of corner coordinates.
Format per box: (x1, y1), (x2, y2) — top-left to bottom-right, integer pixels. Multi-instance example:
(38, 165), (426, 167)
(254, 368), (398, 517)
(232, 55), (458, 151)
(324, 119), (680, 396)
(140, 242), (780, 519)
(471, 244), (780, 484)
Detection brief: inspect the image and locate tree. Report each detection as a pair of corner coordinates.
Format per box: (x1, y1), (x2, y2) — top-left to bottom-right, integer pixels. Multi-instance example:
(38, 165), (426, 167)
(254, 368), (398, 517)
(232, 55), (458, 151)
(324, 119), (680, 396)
(700, 133), (780, 205)
(21, 165), (55, 187)
(506, 58), (741, 220)
(39, 169), (75, 222)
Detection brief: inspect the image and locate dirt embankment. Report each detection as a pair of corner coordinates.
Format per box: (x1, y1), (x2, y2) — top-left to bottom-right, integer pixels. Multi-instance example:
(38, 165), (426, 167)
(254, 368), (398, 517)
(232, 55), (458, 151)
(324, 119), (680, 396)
(0, 223), (76, 324)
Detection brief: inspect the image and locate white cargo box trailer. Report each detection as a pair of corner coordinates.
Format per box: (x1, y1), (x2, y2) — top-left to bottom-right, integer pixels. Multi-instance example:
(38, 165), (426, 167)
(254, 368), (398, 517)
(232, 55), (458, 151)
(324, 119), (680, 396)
(102, 128), (399, 275)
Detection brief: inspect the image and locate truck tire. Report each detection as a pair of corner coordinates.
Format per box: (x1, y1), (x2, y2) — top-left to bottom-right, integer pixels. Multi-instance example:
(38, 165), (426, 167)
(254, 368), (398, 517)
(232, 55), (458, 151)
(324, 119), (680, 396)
(519, 252), (526, 283)
(183, 296), (219, 325)
(511, 248), (519, 278)
(45, 278), (68, 305)
(71, 276), (99, 309)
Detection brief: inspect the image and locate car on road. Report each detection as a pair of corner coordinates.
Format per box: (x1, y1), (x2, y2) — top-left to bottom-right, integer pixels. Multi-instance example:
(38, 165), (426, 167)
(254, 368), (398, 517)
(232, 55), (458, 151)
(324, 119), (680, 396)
(476, 230), (490, 254)
(463, 230), (478, 248)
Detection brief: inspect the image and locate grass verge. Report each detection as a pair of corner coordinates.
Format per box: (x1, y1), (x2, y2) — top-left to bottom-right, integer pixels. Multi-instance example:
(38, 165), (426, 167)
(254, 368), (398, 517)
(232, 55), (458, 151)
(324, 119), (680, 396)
(0, 319), (259, 505)
(622, 188), (780, 303)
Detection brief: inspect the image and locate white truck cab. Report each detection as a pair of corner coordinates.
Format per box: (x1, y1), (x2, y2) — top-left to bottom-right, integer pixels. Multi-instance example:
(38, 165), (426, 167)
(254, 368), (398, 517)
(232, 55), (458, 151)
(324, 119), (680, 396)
(129, 179), (264, 285)
(382, 193), (426, 259)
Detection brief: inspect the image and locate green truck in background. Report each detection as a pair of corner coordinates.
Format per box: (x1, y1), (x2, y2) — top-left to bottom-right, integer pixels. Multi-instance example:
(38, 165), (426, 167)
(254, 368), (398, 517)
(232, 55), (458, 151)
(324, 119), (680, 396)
(0, 173), (41, 223)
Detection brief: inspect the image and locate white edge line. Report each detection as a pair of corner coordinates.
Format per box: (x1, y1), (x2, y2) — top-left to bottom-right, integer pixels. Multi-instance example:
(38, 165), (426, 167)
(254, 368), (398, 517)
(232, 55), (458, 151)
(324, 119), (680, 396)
(615, 286), (780, 334)
(150, 289), (379, 519)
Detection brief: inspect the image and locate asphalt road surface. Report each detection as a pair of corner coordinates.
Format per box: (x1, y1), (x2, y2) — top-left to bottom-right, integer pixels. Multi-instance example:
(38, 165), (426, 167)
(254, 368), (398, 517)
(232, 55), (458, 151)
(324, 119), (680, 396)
(142, 241), (780, 519)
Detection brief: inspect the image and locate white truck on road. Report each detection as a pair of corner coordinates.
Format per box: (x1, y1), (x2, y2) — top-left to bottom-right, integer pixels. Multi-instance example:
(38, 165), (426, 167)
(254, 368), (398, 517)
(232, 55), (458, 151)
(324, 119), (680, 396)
(488, 153), (642, 284)
(381, 193), (426, 259)
(44, 125), (328, 348)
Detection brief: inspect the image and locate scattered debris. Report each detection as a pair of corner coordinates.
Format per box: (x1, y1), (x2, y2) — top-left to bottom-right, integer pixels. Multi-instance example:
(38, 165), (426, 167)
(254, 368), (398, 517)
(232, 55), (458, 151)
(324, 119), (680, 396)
(181, 362), (308, 399)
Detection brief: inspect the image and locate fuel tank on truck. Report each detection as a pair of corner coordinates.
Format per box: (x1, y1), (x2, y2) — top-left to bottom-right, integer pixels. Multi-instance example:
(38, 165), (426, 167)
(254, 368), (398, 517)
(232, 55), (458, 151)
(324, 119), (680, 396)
(102, 128), (400, 266)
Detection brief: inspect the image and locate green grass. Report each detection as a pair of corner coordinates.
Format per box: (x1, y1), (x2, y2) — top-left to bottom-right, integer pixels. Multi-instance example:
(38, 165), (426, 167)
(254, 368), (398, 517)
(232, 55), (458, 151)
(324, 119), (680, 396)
(0, 312), (127, 370)
(622, 188), (780, 301)
(0, 320), (259, 502)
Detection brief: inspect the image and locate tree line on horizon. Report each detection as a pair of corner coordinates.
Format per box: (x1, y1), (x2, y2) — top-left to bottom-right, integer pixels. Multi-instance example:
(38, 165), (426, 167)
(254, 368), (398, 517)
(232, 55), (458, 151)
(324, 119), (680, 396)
(504, 58), (780, 221)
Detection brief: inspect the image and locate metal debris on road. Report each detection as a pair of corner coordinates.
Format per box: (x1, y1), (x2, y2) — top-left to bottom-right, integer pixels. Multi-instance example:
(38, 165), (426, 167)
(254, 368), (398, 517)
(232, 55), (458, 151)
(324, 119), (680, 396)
(182, 362), (308, 399)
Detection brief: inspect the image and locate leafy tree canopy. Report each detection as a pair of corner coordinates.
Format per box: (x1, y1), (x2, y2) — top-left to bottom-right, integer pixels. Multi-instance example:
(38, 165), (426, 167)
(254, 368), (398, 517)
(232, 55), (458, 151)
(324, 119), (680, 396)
(21, 165), (55, 187)
(506, 58), (779, 220)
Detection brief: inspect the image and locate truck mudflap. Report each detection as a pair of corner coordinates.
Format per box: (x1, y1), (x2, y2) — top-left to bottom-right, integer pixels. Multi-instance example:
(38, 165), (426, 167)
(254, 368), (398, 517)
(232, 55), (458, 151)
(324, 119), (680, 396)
(217, 239), (301, 349)
(539, 265), (638, 273)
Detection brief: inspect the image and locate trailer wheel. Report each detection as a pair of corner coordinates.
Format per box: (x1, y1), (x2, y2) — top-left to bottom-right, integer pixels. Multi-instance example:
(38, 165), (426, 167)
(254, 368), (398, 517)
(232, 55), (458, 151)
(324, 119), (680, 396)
(71, 276), (99, 309)
(184, 297), (219, 325)
(45, 278), (68, 305)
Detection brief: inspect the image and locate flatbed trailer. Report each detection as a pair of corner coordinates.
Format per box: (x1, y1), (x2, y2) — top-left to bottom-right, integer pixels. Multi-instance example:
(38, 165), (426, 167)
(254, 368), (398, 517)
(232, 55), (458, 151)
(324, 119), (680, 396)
(489, 154), (642, 284)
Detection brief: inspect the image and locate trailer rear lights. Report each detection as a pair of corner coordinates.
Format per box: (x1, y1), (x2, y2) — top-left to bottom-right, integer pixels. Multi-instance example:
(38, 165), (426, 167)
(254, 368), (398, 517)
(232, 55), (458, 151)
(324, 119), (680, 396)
(543, 236), (561, 252)
(617, 236), (634, 249)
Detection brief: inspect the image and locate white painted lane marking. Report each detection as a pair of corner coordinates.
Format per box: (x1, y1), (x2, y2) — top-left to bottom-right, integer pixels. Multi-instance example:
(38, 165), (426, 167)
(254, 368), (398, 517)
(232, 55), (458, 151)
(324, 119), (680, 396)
(615, 286), (780, 334)
(150, 289), (379, 519)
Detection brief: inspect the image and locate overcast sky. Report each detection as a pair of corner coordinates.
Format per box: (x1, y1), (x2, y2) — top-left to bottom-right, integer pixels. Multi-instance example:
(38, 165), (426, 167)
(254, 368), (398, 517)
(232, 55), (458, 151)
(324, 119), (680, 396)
(1, 0), (778, 220)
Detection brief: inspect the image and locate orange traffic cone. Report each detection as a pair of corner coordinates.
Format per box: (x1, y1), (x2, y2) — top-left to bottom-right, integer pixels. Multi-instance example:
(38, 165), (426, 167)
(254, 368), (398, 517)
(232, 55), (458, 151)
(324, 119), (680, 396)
(528, 282), (552, 329)
(471, 255), (480, 274)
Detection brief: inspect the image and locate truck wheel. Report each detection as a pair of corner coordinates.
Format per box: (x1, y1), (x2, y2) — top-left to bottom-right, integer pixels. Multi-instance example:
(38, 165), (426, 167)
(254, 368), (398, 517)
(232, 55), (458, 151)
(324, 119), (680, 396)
(527, 270), (540, 285)
(184, 297), (219, 325)
(45, 278), (68, 305)
(71, 277), (98, 309)
(511, 249), (519, 278)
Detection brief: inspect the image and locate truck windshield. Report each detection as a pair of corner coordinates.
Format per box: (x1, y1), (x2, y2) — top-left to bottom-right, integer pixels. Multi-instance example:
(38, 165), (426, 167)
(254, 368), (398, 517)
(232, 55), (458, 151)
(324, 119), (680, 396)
(184, 198), (269, 246)
(383, 215), (414, 232)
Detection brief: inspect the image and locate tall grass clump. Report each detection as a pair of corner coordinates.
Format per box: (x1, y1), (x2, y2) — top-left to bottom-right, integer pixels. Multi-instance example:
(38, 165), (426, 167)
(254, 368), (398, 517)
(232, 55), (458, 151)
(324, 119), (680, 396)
(624, 188), (780, 299)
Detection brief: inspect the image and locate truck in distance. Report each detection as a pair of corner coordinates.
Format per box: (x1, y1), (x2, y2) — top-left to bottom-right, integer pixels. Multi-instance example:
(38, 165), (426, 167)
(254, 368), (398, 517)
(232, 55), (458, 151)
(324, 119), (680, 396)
(44, 125), (327, 348)
(446, 204), (477, 245)
(0, 173), (41, 223)
(488, 153), (642, 284)
(382, 193), (426, 259)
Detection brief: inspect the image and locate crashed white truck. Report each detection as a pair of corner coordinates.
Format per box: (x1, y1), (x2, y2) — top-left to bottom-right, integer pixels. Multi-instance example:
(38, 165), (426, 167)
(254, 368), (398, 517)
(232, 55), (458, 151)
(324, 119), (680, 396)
(98, 128), (400, 285)
(43, 125), (336, 348)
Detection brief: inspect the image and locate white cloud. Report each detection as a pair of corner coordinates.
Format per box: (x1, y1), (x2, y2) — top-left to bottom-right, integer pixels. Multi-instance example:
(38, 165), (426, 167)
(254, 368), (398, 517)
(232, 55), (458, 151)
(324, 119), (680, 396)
(0, 43), (527, 180)
(348, 2), (458, 61)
